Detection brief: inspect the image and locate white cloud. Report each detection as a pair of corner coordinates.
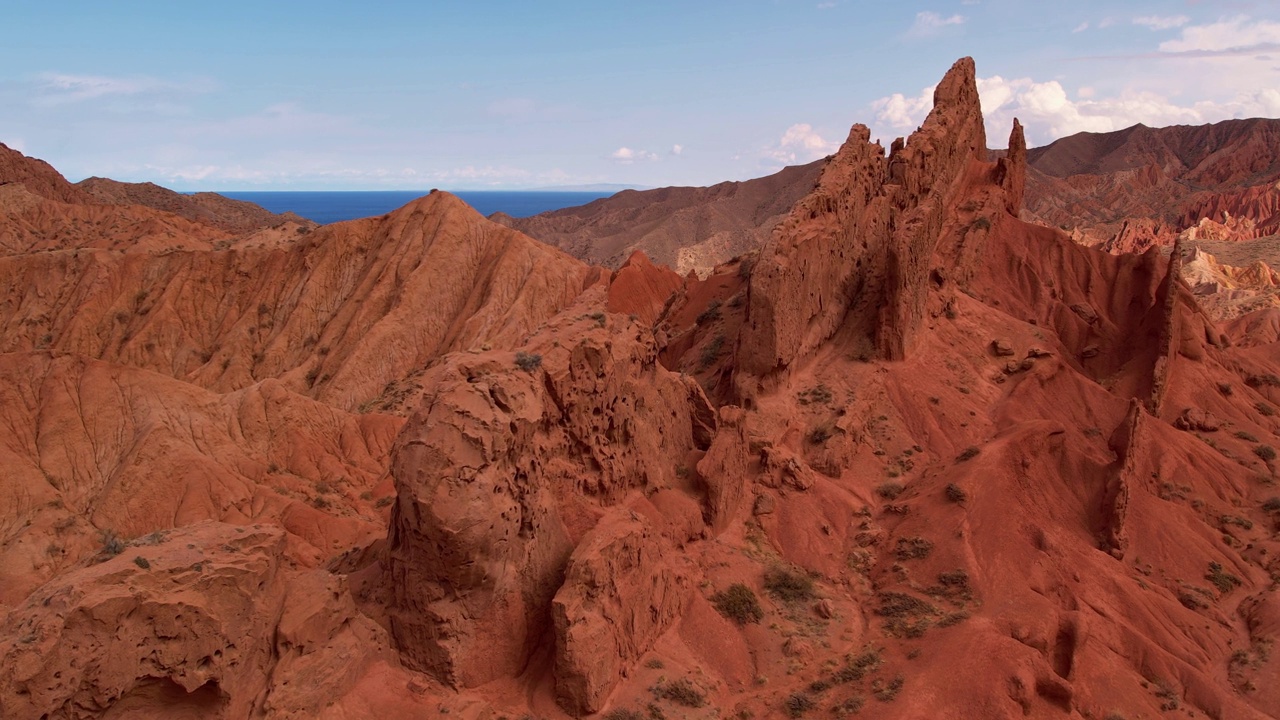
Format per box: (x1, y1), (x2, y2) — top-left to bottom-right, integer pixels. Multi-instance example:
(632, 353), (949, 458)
(1073, 22), (1089, 33)
(816, 1), (836, 8)
(671, 144), (684, 156)
(872, 74), (1280, 148)
(765, 123), (837, 164)
(1159, 15), (1280, 53)
(1133, 15), (1189, 31)
(610, 147), (659, 164)
(907, 11), (966, 37)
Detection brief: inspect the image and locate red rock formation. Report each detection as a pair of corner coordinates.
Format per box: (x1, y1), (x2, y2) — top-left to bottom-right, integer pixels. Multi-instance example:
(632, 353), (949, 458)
(551, 509), (692, 714)
(381, 303), (714, 693)
(737, 57), (988, 386)
(3, 57), (1280, 720)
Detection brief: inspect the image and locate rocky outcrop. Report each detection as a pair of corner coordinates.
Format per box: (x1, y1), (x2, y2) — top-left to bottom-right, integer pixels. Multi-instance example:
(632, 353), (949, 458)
(551, 510), (692, 715)
(382, 305), (714, 687)
(0, 523), (393, 720)
(737, 57), (988, 385)
(694, 405), (751, 532)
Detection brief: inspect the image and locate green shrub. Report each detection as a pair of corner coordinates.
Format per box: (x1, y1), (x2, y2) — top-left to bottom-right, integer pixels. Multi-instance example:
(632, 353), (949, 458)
(132, 556), (151, 570)
(944, 483), (967, 503)
(1254, 445), (1277, 461)
(764, 567), (815, 602)
(711, 584), (764, 625)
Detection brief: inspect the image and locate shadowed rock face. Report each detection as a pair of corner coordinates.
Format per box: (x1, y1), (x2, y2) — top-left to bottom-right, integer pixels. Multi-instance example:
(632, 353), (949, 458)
(4, 58), (1280, 720)
(381, 304), (715, 689)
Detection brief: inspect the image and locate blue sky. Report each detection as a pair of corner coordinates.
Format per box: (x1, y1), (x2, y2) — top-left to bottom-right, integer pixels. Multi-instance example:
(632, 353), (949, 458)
(2, 0), (1278, 190)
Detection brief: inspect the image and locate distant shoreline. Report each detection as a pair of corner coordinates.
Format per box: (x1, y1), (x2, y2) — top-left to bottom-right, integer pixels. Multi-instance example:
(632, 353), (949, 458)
(213, 190), (617, 224)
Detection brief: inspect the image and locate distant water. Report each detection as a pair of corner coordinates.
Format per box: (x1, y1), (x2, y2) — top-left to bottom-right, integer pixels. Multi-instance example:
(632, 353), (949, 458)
(217, 190), (613, 225)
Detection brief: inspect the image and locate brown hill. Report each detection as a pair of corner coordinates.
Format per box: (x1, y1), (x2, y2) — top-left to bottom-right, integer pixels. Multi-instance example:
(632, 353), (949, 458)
(77, 176), (310, 233)
(496, 158), (825, 276)
(3, 58), (1280, 720)
(1024, 118), (1280, 252)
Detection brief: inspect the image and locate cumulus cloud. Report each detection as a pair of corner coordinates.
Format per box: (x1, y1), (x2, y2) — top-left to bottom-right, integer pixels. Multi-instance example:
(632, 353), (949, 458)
(907, 11), (965, 37)
(872, 74), (1280, 148)
(765, 123), (837, 164)
(610, 147), (659, 164)
(1133, 15), (1189, 31)
(671, 144), (684, 156)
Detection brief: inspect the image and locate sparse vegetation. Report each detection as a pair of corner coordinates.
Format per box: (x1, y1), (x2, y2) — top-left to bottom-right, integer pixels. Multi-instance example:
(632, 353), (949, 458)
(1262, 497), (1280, 512)
(99, 529), (125, 557)
(797, 384), (833, 405)
(132, 556), (151, 570)
(1236, 430), (1260, 442)
(514, 351), (543, 372)
(375, 496), (394, 508)
(872, 675), (904, 702)
(784, 692), (815, 718)
(1206, 561), (1243, 594)
(1255, 445), (1277, 461)
(1218, 382), (1234, 396)
(696, 299), (722, 325)
(944, 483), (967, 503)
(699, 333), (725, 369)
(589, 311), (607, 327)
(764, 566), (815, 602)
(809, 423), (833, 444)
(1256, 403), (1276, 417)
(956, 446), (980, 462)
(876, 481), (905, 500)
(656, 678), (705, 708)
(895, 536), (934, 560)
(711, 584), (764, 625)
(604, 710), (644, 720)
